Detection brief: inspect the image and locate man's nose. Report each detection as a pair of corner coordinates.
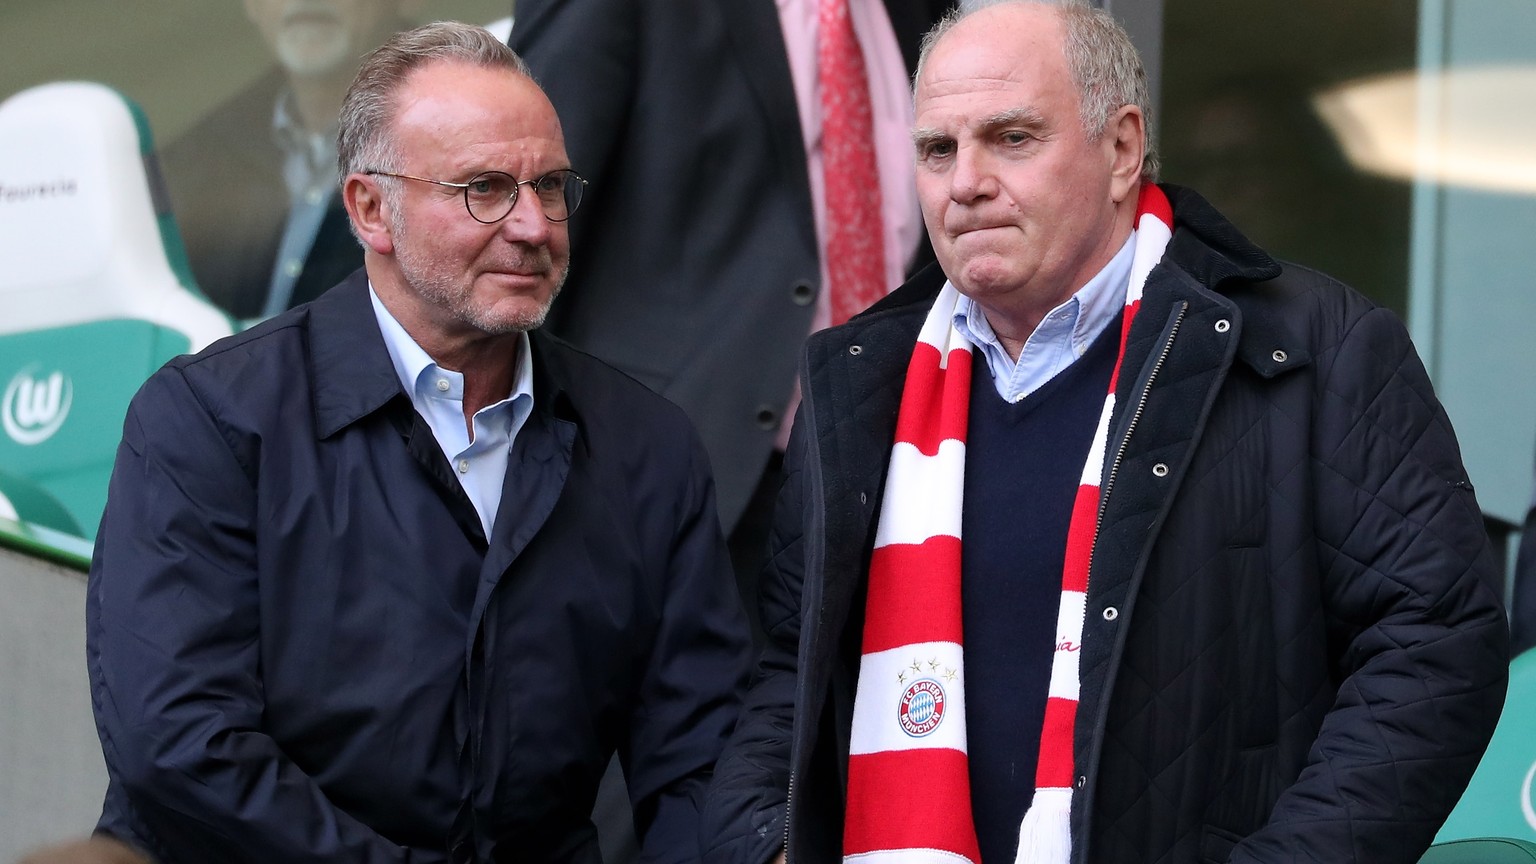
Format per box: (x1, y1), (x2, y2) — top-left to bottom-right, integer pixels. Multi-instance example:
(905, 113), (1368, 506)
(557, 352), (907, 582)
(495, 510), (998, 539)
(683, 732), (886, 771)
(498, 188), (553, 246)
(949, 144), (997, 203)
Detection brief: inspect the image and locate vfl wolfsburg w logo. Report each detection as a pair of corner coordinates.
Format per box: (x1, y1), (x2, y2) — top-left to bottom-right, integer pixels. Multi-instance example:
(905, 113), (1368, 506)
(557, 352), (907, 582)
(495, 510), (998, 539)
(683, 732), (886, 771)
(1524, 758), (1536, 831)
(3, 365), (73, 445)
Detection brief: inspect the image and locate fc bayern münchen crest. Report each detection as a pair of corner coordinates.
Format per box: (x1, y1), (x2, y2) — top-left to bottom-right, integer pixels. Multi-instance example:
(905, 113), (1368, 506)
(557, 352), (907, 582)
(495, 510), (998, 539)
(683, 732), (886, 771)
(898, 678), (947, 737)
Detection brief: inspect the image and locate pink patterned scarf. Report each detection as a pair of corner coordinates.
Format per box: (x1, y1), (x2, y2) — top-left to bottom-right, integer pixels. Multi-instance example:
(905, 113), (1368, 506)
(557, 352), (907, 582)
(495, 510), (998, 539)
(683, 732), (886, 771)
(842, 185), (1173, 864)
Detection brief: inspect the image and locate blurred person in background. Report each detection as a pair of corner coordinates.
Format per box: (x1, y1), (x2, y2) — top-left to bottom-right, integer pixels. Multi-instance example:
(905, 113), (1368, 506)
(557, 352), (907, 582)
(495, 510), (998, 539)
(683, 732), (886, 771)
(511, 5), (953, 857)
(159, 0), (421, 320)
(510, 0), (954, 641)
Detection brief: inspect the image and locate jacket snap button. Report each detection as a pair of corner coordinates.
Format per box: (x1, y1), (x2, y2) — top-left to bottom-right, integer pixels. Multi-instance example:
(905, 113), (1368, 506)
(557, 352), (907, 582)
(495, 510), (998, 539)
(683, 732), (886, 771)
(860, 492), (868, 505)
(1272, 349), (1288, 363)
(848, 344), (863, 356)
(754, 406), (777, 429)
(1152, 462), (1169, 477)
(791, 280), (815, 306)
(1102, 606), (1119, 621)
(1074, 775), (1087, 789)
(1214, 319), (1231, 333)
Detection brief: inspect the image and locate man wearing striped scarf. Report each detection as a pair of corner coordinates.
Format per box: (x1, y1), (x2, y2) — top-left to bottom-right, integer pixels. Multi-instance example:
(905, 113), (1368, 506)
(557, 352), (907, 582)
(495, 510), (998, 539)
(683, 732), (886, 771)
(701, 2), (1509, 863)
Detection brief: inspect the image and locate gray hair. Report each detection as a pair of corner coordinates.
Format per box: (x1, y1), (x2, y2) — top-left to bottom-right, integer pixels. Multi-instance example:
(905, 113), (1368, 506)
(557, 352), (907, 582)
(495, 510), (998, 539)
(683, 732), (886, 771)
(337, 21), (533, 183)
(917, 0), (1158, 182)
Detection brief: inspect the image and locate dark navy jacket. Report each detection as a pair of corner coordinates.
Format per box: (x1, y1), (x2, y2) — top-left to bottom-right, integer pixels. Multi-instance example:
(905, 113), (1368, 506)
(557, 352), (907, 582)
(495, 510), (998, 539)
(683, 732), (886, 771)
(702, 187), (1508, 864)
(87, 271), (751, 863)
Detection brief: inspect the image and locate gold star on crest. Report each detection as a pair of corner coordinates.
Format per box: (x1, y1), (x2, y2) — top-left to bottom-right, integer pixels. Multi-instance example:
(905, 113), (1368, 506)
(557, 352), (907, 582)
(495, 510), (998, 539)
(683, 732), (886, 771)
(897, 669), (909, 684)
(910, 658), (923, 674)
(928, 657), (941, 671)
(943, 667), (958, 682)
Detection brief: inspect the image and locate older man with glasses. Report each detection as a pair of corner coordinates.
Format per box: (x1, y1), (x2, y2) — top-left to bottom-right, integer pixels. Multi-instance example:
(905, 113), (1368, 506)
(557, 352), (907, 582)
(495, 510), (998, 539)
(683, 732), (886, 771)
(86, 22), (750, 864)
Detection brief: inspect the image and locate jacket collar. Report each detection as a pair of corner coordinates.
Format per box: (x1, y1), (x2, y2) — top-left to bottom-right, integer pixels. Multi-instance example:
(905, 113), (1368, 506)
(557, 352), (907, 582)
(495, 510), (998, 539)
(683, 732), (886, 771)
(1162, 184), (1282, 292)
(305, 269), (577, 439)
(307, 270), (407, 439)
(1158, 185), (1313, 375)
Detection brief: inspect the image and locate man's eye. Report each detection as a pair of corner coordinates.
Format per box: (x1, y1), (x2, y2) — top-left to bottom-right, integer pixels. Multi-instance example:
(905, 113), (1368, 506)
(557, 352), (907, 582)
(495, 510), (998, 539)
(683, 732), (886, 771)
(1001, 131), (1032, 145)
(469, 179), (496, 195)
(921, 141), (955, 159)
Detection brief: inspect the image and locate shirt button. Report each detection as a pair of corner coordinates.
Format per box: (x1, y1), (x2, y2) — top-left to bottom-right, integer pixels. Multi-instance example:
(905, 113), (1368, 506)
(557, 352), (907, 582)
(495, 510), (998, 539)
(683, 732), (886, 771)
(457, 459), (470, 474)
(436, 379), (451, 392)
(283, 258), (303, 278)
(790, 280), (815, 306)
(306, 188), (324, 206)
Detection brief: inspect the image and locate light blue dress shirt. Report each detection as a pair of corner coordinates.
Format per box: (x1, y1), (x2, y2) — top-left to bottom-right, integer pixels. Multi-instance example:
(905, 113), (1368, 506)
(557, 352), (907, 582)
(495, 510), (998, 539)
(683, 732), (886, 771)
(369, 286), (535, 537)
(262, 90), (339, 318)
(954, 233), (1137, 403)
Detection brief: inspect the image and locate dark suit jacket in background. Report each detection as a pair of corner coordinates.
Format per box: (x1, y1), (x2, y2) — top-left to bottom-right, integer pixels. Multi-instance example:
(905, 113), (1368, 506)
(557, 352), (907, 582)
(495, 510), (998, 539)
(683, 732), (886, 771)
(158, 70), (360, 320)
(510, 0), (950, 531)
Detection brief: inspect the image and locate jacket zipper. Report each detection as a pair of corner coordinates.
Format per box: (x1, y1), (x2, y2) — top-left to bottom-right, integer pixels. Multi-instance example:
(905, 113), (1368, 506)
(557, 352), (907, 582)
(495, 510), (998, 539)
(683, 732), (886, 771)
(1076, 302), (1185, 862)
(1093, 302), (1187, 547)
(783, 769), (794, 861)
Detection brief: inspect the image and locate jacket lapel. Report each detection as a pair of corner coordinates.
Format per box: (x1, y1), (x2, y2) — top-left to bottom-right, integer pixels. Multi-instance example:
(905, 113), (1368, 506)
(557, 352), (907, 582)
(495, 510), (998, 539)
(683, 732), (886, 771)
(721, 0), (811, 206)
(469, 333), (575, 634)
(306, 270), (411, 439)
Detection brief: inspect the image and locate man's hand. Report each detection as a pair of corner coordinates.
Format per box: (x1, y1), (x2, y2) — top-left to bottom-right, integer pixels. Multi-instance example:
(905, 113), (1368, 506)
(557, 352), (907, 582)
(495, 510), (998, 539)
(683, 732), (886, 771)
(771, 853), (786, 864)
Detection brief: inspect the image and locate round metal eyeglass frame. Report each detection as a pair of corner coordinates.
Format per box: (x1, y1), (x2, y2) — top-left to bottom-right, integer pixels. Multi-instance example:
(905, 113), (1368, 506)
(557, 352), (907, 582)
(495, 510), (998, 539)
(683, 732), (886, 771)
(364, 168), (586, 223)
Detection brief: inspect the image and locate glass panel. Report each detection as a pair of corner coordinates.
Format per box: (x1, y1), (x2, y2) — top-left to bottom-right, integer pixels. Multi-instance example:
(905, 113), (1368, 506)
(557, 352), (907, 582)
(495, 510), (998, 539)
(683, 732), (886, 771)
(1399, 0), (1536, 530)
(1159, 0), (1416, 315)
(1160, 0), (1536, 539)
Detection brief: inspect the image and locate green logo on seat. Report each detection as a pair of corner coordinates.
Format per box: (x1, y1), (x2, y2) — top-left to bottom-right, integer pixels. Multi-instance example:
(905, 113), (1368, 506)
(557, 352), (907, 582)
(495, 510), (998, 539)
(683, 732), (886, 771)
(2, 366), (72, 445)
(1524, 759), (1536, 832)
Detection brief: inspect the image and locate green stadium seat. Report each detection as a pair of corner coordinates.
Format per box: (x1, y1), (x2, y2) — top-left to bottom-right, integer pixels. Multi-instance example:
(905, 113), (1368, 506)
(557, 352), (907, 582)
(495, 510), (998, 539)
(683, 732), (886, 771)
(1421, 837), (1536, 864)
(0, 81), (234, 545)
(1436, 647), (1536, 845)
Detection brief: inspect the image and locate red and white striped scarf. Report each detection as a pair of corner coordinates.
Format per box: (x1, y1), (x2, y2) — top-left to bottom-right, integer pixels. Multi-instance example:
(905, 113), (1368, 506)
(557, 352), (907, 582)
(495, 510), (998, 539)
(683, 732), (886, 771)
(843, 185), (1173, 864)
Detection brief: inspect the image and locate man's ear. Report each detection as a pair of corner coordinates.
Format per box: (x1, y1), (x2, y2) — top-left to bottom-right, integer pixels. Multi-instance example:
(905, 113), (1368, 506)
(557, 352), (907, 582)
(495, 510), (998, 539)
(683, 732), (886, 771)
(343, 174), (394, 255)
(1105, 104), (1146, 204)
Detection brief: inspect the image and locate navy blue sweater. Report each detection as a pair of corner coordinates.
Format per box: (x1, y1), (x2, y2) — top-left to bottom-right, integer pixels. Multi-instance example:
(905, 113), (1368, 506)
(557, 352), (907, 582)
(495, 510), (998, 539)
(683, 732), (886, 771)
(962, 317), (1120, 863)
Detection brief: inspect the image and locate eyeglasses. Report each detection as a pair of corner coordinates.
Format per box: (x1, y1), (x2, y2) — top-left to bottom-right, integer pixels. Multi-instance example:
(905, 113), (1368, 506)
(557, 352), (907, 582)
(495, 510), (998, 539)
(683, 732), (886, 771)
(364, 168), (586, 223)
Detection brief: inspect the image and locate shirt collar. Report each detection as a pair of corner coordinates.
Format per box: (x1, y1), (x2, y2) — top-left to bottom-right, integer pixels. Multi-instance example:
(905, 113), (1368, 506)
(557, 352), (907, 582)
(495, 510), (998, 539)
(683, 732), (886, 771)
(367, 283), (534, 412)
(271, 87), (338, 195)
(953, 231), (1137, 358)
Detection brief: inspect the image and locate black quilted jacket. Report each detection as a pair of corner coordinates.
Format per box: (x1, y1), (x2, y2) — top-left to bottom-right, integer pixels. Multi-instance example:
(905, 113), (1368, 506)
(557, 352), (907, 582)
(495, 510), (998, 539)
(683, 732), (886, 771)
(701, 186), (1510, 864)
